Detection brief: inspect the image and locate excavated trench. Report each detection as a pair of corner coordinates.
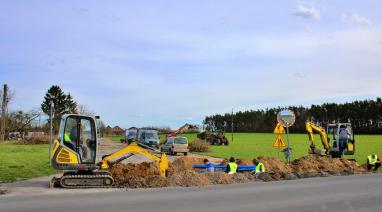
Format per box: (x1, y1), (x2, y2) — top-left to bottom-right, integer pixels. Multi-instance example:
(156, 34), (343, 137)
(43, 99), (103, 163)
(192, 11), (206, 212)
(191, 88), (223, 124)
(109, 156), (370, 188)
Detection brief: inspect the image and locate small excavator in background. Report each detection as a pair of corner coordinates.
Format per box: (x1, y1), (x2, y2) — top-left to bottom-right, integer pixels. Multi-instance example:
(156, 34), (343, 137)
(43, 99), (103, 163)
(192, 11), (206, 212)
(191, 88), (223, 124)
(50, 114), (168, 188)
(306, 121), (355, 158)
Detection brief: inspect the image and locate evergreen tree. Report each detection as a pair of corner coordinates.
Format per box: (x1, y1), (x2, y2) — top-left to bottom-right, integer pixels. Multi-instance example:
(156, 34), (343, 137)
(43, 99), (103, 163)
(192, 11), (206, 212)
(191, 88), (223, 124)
(41, 85), (78, 133)
(65, 93), (78, 114)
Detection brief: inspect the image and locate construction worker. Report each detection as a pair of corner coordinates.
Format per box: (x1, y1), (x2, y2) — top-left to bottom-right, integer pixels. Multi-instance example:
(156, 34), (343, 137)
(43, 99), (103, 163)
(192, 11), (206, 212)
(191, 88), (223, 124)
(203, 159), (214, 173)
(225, 157), (237, 174)
(252, 159), (266, 175)
(282, 147), (292, 162)
(367, 154), (381, 171)
(339, 126), (350, 153)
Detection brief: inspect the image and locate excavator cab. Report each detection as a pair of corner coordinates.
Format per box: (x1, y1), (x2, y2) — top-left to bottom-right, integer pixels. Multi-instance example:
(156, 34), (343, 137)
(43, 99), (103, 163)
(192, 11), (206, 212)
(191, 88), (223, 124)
(327, 123), (355, 157)
(51, 114), (98, 171)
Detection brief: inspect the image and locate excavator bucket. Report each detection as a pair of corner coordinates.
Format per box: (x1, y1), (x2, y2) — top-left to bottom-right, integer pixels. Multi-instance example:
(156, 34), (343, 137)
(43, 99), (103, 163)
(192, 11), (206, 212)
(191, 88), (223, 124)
(344, 140), (355, 155)
(159, 153), (169, 177)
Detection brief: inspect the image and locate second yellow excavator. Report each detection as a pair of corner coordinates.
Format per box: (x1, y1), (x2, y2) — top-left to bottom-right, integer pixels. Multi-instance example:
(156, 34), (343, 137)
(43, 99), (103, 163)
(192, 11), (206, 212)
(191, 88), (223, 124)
(306, 121), (355, 158)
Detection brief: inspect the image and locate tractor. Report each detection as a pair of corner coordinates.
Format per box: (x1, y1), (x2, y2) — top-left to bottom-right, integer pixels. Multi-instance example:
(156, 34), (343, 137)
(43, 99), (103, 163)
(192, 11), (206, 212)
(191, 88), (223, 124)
(197, 131), (229, 146)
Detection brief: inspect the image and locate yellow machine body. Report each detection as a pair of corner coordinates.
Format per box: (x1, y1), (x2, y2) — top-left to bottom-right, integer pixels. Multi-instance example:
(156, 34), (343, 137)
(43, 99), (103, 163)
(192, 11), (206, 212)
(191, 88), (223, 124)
(50, 114), (169, 188)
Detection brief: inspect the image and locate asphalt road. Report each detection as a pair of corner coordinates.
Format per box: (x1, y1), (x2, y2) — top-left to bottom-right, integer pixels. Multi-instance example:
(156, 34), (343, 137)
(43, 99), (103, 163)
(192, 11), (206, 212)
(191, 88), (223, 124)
(1, 173), (382, 212)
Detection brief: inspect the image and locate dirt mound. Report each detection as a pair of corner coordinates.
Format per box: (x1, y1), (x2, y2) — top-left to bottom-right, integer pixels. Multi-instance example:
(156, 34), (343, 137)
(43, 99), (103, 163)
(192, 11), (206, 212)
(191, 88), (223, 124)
(110, 162), (160, 185)
(236, 159), (253, 165)
(204, 172), (233, 184)
(290, 156), (367, 176)
(0, 189), (8, 195)
(167, 170), (210, 187)
(171, 157), (204, 172)
(230, 173), (252, 183)
(291, 156), (320, 174)
(146, 175), (168, 188)
(258, 157), (293, 174)
(109, 155), (368, 188)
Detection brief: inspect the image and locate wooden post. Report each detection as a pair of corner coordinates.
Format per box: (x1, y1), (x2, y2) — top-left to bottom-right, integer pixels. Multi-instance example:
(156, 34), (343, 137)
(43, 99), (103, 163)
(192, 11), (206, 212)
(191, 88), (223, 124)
(231, 108), (234, 143)
(0, 84), (8, 141)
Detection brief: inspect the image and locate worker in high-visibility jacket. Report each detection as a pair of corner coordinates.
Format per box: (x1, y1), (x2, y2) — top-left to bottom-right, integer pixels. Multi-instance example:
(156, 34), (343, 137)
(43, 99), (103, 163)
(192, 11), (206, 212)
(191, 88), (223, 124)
(252, 159), (266, 175)
(225, 157), (237, 174)
(63, 126), (77, 150)
(367, 154), (381, 171)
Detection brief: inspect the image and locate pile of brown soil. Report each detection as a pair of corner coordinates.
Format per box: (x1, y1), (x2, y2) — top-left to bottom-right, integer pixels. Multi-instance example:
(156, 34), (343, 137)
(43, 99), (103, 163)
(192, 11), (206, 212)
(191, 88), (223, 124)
(0, 189), (8, 195)
(170, 157), (204, 173)
(204, 172), (233, 184)
(290, 156), (367, 176)
(167, 170), (210, 187)
(110, 162), (160, 186)
(258, 157), (293, 174)
(109, 155), (369, 189)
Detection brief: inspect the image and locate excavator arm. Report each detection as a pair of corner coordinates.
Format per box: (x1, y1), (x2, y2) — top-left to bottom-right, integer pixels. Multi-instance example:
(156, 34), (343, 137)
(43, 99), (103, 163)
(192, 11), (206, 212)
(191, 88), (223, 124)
(99, 142), (168, 177)
(167, 123), (198, 138)
(306, 122), (330, 154)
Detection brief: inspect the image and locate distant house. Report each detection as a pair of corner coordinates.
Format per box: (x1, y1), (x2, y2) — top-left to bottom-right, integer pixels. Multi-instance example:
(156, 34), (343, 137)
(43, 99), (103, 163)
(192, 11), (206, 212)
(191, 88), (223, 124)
(105, 125), (125, 136)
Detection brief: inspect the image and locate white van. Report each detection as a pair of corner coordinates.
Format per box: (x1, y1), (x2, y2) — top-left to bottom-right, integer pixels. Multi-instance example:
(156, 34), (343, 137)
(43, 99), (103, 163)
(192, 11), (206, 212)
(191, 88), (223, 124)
(161, 136), (189, 156)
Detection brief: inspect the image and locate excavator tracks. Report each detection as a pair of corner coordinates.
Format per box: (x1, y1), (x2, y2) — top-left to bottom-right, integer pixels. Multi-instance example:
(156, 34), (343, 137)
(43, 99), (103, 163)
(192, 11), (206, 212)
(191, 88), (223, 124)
(51, 172), (114, 189)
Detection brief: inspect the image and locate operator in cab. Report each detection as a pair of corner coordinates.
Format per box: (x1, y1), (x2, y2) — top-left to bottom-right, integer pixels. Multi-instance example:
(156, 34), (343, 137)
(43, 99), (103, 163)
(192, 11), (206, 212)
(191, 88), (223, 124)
(64, 124), (77, 150)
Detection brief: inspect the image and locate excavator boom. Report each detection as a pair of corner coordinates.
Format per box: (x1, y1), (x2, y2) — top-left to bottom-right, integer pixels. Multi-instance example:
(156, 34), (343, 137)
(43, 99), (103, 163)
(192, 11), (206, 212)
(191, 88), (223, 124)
(167, 123), (198, 138)
(99, 141), (168, 177)
(306, 122), (330, 154)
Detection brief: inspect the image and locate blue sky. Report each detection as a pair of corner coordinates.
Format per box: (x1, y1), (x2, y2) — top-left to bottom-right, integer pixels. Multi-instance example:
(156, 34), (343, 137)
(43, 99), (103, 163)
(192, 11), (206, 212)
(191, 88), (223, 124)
(1, 1), (381, 129)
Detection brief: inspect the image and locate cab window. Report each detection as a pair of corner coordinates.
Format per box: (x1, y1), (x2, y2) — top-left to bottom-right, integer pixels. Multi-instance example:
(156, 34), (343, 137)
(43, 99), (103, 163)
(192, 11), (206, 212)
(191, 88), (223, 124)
(174, 137), (187, 144)
(166, 139), (173, 145)
(79, 118), (96, 163)
(63, 116), (78, 151)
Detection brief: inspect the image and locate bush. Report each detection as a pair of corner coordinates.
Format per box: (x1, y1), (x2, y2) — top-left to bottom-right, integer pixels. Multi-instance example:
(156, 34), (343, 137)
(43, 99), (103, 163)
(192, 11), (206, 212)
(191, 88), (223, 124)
(14, 136), (50, 145)
(189, 139), (210, 152)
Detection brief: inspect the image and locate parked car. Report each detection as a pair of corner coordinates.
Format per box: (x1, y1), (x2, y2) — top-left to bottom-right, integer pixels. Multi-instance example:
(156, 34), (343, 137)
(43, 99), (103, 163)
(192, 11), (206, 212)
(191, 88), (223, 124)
(136, 129), (160, 148)
(161, 136), (189, 156)
(122, 127), (138, 144)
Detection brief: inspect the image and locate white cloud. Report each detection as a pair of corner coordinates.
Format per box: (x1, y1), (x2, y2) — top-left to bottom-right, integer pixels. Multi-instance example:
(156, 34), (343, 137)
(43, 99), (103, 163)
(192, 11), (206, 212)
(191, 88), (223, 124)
(351, 14), (371, 27)
(293, 3), (320, 20)
(342, 13), (371, 27)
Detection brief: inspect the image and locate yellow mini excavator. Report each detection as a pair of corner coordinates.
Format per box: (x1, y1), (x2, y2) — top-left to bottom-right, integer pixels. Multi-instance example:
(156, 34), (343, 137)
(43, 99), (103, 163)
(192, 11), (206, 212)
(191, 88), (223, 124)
(50, 114), (168, 188)
(306, 121), (355, 158)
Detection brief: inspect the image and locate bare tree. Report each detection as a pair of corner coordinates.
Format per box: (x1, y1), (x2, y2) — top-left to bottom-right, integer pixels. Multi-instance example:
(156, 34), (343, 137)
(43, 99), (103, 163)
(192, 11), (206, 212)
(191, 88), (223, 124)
(7, 109), (41, 135)
(0, 84), (14, 141)
(77, 104), (95, 116)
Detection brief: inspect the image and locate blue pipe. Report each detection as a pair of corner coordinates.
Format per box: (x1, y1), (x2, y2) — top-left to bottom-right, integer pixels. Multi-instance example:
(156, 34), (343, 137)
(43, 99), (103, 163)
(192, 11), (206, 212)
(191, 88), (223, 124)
(193, 164), (257, 173)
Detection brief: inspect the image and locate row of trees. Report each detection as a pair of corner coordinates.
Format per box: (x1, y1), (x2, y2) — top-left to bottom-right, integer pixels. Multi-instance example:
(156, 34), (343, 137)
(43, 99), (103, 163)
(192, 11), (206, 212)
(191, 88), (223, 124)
(203, 98), (382, 134)
(1, 85), (104, 139)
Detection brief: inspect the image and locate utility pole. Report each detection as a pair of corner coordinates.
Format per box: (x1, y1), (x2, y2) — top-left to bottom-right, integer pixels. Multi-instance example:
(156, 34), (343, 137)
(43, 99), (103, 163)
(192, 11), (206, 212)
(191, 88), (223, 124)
(49, 98), (54, 164)
(0, 84), (8, 141)
(231, 108), (234, 143)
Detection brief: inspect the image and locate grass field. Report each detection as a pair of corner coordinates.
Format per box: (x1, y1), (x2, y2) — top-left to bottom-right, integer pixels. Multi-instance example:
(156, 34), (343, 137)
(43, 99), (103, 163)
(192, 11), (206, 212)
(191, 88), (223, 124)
(0, 142), (57, 182)
(178, 133), (382, 163)
(106, 133), (382, 163)
(1, 133), (381, 182)
(105, 135), (123, 142)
